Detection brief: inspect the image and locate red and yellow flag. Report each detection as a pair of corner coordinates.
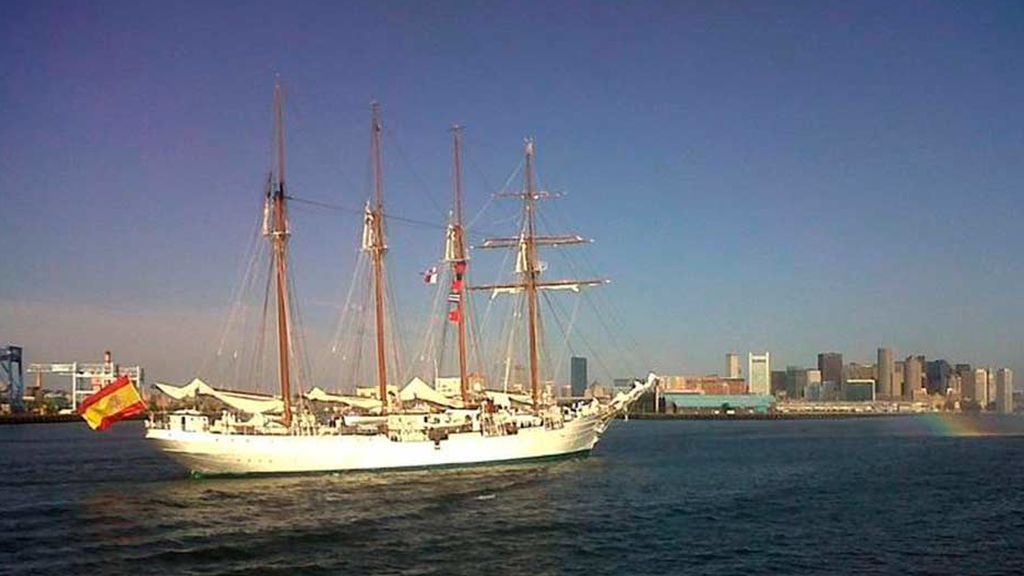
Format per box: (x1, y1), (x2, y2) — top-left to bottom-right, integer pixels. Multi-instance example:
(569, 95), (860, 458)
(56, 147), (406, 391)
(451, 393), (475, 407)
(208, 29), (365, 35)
(78, 374), (147, 431)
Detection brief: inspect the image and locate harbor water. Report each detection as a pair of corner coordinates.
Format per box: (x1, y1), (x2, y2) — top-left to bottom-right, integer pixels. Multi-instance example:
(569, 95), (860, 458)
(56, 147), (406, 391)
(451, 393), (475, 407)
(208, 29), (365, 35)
(1, 416), (1022, 575)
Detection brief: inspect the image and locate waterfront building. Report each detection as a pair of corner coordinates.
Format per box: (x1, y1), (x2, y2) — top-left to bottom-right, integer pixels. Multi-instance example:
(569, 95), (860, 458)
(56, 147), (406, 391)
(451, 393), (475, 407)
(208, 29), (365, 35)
(770, 370), (786, 397)
(955, 364), (973, 397)
(570, 356), (587, 397)
(845, 363), (876, 380)
(727, 353), (741, 379)
(660, 375), (688, 390)
(959, 367), (977, 404)
(781, 367), (820, 400)
(784, 365), (801, 399)
(845, 379), (876, 402)
(926, 360), (952, 395)
(804, 372), (836, 401)
(977, 368), (990, 407)
(612, 378), (635, 394)
(818, 352), (844, 396)
(970, 368), (989, 407)
(995, 368), (1014, 414)
(845, 363), (876, 385)
(584, 382), (610, 400)
(800, 370), (825, 400)
(904, 356), (923, 400)
(659, 375), (746, 395)
(804, 369), (822, 397)
(987, 369), (997, 406)
(894, 361), (905, 399)
(878, 347), (895, 399)
(748, 352), (771, 395)
(662, 392), (774, 414)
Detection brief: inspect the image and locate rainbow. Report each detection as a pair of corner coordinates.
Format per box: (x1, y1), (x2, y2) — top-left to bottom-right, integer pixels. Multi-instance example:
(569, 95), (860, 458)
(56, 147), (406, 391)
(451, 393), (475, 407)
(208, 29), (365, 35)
(916, 413), (986, 437)
(914, 413), (1024, 437)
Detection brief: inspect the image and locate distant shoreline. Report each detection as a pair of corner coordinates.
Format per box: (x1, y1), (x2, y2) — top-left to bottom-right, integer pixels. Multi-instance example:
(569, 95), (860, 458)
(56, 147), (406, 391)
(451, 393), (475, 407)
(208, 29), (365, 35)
(623, 411), (922, 421)
(0, 413), (146, 426)
(0, 410), (985, 426)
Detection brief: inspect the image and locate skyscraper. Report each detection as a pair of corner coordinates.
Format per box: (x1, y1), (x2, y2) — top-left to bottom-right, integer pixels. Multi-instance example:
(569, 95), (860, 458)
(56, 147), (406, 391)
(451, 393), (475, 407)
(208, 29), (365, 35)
(955, 364), (973, 397)
(748, 352), (770, 395)
(726, 353), (741, 379)
(925, 359), (952, 395)
(974, 368), (990, 407)
(570, 356), (587, 397)
(903, 356), (923, 400)
(995, 368), (1014, 414)
(878, 348), (894, 399)
(818, 352), (843, 395)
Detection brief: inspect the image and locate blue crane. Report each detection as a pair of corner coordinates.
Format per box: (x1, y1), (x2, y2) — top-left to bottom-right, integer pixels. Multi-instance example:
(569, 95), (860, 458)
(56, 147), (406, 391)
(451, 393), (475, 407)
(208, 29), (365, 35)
(1, 345), (25, 412)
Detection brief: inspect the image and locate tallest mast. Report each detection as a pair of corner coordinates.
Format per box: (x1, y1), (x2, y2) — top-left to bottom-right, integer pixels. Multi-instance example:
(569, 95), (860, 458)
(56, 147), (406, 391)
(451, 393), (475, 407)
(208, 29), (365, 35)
(369, 103), (390, 411)
(270, 81), (293, 427)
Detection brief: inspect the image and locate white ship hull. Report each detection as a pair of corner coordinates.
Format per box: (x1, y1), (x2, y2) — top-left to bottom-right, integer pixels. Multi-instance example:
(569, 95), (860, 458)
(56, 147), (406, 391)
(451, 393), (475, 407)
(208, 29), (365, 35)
(146, 412), (610, 476)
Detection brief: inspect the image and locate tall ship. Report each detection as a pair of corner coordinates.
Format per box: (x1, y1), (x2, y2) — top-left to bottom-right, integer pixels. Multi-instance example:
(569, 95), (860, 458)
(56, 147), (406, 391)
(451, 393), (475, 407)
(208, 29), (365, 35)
(145, 85), (655, 475)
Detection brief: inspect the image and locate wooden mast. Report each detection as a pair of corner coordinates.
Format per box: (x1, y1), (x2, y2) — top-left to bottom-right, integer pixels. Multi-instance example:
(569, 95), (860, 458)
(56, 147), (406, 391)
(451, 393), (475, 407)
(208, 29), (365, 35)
(450, 126), (470, 404)
(271, 82), (293, 427)
(471, 138), (606, 411)
(370, 102), (390, 412)
(522, 139), (542, 408)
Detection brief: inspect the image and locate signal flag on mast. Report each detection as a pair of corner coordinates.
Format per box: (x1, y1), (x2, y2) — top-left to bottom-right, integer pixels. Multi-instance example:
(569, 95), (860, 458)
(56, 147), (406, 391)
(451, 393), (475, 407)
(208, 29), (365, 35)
(423, 267), (438, 285)
(78, 374), (147, 431)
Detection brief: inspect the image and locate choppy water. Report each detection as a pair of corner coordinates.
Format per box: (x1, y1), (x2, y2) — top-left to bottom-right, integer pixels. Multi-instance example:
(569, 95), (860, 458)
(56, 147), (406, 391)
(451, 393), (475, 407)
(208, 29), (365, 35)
(2, 416), (1023, 575)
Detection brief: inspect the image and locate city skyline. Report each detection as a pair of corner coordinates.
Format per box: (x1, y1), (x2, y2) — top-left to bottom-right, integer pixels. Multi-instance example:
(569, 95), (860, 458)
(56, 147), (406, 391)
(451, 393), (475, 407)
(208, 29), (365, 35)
(2, 2), (1023, 385)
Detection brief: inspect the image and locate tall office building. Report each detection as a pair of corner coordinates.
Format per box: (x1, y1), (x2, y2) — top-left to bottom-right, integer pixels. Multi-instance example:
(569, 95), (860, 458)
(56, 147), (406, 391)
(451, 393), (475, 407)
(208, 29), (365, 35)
(726, 353), (741, 379)
(570, 356), (587, 398)
(894, 361), (905, 398)
(784, 365), (802, 399)
(955, 364), (973, 397)
(926, 359), (952, 395)
(973, 368), (989, 407)
(818, 352), (844, 395)
(748, 352), (771, 395)
(878, 348), (894, 399)
(903, 356), (923, 400)
(845, 363), (876, 380)
(801, 370), (824, 400)
(995, 368), (1014, 414)
(770, 370), (787, 397)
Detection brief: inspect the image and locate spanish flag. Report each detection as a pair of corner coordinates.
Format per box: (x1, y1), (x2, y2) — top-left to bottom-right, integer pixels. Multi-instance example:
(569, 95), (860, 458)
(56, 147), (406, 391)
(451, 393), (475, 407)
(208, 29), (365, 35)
(78, 374), (147, 431)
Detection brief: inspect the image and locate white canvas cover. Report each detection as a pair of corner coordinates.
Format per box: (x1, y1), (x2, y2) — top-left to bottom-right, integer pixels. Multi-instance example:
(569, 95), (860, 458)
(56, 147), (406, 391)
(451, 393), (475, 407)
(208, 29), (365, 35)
(400, 377), (462, 408)
(154, 378), (284, 414)
(306, 387), (383, 411)
(483, 390), (532, 408)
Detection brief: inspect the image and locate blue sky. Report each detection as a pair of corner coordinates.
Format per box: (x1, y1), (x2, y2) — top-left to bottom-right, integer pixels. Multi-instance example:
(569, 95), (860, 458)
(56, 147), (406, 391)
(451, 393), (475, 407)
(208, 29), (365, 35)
(2, 1), (1021, 386)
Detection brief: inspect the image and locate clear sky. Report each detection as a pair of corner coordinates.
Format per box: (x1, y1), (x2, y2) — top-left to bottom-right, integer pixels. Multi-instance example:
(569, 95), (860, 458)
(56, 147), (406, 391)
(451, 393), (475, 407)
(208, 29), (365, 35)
(2, 1), (1022, 386)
